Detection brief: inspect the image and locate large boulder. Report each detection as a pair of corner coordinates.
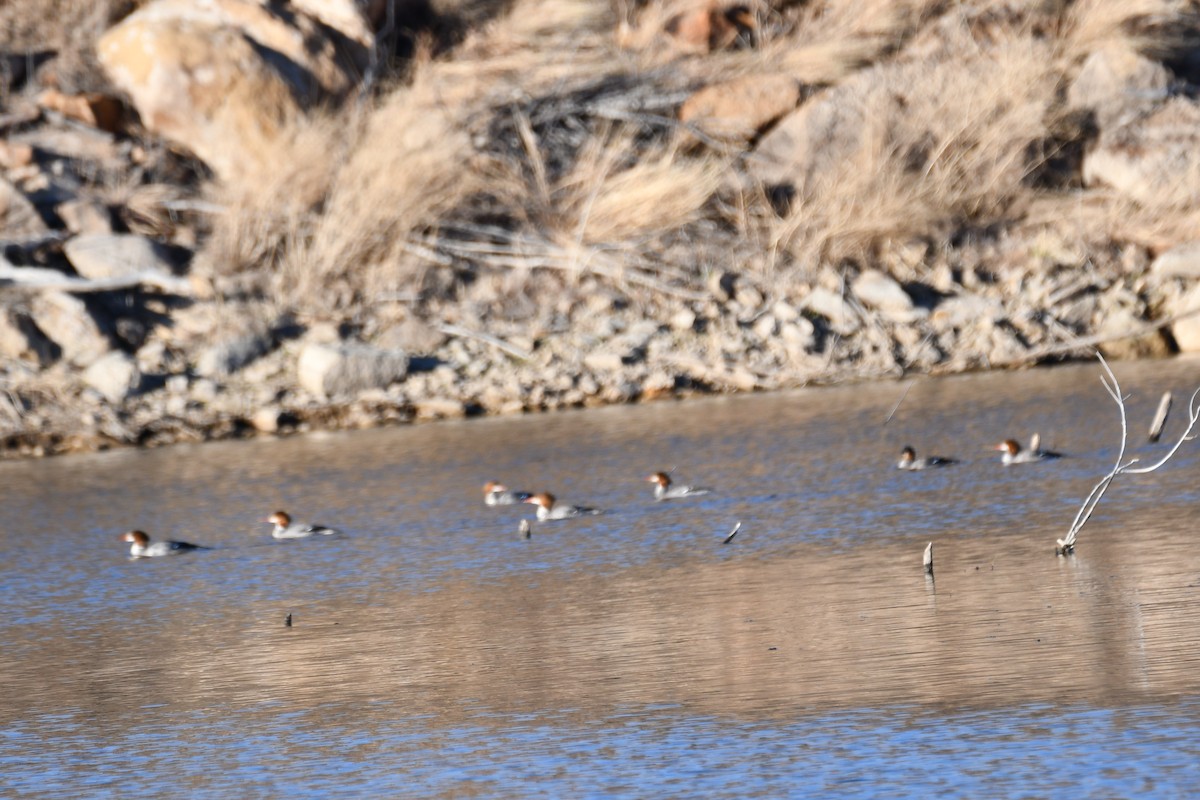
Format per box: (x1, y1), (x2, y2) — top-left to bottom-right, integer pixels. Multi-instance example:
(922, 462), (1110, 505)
(97, 0), (373, 180)
(1083, 98), (1200, 209)
(298, 342), (408, 399)
(1066, 44), (1170, 131)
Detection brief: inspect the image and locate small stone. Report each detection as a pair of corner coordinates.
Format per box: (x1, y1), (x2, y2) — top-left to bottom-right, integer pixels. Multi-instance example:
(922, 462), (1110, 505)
(0, 177), (48, 238)
(57, 199), (113, 235)
(0, 141), (35, 168)
(414, 398), (466, 419)
(297, 342), (409, 399)
(196, 329), (274, 377)
(63, 233), (178, 281)
(803, 287), (859, 334)
(1151, 241), (1200, 280)
(252, 406), (281, 433)
(670, 308), (697, 331)
(379, 317), (447, 354)
(852, 270), (914, 314)
(583, 352), (624, 372)
(28, 292), (112, 365)
(83, 351), (140, 404)
(0, 307), (59, 366)
(165, 374), (189, 394)
(753, 314), (778, 340)
(772, 301), (799, 322)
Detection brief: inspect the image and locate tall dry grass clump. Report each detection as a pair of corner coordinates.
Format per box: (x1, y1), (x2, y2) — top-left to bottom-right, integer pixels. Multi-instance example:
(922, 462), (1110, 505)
(771, 23), (1060, 267)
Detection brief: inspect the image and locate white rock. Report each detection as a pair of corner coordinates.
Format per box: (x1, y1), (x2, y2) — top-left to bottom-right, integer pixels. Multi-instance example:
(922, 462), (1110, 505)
(1151, 241), (1200, 280)
(852, 269), (915, 314)
(63, 234), (177, 281)
(803, 287), (859, 334)
(28, 292), (111, 365)
(83, 351), (141, 404)
(298, 342), (408, 399)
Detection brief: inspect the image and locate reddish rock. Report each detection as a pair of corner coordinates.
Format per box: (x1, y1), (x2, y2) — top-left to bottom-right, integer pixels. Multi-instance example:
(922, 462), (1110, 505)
(679, 75), (800, 142)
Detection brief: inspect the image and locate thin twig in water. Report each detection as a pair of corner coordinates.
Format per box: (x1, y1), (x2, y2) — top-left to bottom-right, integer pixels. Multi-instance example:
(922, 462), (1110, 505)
(884, 382), (913, 425)
(1057, 354), (1200, 555)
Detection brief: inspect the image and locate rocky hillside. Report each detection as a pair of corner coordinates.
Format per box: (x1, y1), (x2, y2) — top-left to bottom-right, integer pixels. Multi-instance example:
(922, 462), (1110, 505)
(1, 0), (1199, 457)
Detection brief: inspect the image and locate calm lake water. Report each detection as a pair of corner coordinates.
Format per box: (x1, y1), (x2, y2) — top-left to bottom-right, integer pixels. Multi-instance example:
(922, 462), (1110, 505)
(4, 358), (1200, 797)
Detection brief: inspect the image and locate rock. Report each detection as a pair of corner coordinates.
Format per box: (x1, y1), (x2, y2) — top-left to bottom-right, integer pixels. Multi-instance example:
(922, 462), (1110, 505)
(28, 292), (112, 365)
(930, 294), (1003, 329)
(251, 406), (282, 432)
(1151, 241), (1200, 280)
(1083, 98), (1200, 209)
(84, 352), (141, 403)
(63, 234), (178, 281)
(0, 306), (60, 366)
(379, 317), (447, 354)
(851, 269), (922, 320)
(414, 398), (466, 419)
(663, 4), (750, 54)
(679, 74), (801, 142)
(583, 352), (624, 372)
(0, 177), (48, 238)
(1067, 44), (1169, 131)
(297, 342), (408, 399)
(780, 319), (816, 354)
(97, 0), (372, 181)
(1167, 284), (1200, 353)
(1096, 306), (1171, 359)
(0, 141), (34, 169)
(803, 287), (859, 334)
(670, 308), (696, 331)
(37, 89), (125, 133)
(196, 329), (274, 377)
(56, 199), (113, 235)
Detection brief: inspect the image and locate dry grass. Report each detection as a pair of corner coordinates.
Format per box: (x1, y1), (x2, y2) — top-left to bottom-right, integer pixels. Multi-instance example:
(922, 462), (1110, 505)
(196, 0), (1200, 314)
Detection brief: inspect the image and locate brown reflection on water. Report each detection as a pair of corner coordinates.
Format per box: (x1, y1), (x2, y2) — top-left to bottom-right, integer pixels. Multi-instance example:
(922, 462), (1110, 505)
(7, 519), (1200, 726)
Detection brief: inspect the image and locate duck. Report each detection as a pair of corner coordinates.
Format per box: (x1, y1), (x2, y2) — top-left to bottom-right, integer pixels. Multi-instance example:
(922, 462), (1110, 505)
(483, 481), (532, 506)
(993, 434), (1063, 465)
(522, 492), (603, 521)
(896, 446), (956, 471)
(120, 530), (205, 558)
(646, 471), (712, 500)
(265, 510), (341, 539)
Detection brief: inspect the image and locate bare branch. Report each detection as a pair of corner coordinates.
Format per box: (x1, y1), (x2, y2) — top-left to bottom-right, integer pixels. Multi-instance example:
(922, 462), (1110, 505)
(1058, 354), (1200, 555)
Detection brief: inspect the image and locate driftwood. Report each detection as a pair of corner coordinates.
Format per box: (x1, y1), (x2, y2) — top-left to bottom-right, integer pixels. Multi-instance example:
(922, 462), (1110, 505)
(1148, 391), (1172, 443)
(1056, 354), (1200, 555)
(0, 262), (191, 294)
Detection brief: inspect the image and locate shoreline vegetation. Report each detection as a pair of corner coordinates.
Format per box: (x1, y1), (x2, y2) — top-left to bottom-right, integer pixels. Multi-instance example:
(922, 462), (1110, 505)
(2, 0), (1200, 458)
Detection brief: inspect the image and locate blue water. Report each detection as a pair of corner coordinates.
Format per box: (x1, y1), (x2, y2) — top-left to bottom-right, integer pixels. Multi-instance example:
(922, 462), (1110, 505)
(4, 359), (1200, 797)
(6, 700), (1200, 797)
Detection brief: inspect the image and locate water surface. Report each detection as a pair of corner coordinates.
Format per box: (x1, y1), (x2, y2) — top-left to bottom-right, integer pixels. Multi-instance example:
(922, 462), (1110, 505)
(4, 359), (1200, 796)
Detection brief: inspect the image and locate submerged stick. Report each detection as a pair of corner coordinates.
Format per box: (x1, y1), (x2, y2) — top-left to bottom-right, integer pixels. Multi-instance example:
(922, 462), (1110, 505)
(1148, 391), (1172, 443)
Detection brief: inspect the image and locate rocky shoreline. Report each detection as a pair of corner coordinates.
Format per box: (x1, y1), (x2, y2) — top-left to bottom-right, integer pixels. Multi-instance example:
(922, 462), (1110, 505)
(3, 0), (1200, 458)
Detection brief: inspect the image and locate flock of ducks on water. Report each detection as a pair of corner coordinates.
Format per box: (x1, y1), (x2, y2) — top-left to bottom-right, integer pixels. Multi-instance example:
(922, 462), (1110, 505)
(117, 434), (1059, 559)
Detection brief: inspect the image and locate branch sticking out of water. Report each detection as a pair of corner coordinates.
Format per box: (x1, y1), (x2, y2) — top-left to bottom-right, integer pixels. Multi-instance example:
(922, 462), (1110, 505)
(1148, 391), (1172, 443)
(923, 542), (933, 575)
(1057, 355), (1200, 556)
